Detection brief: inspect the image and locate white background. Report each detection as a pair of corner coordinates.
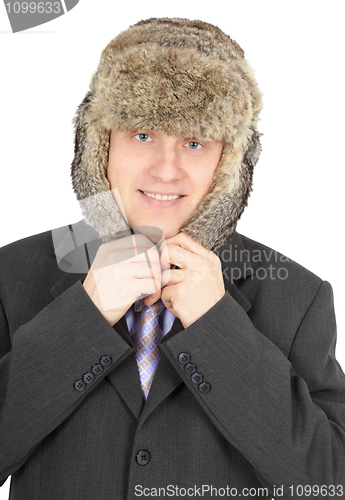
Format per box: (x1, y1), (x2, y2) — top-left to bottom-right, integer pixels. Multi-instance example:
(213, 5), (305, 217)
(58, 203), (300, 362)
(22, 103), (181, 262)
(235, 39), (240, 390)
(0, 1), (344, 496)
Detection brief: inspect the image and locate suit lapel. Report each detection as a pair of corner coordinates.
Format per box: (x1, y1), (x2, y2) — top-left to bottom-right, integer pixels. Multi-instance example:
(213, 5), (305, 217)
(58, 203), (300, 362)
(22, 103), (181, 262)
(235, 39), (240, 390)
(107, 315), (186, 422)
(218, 231), (253, 313)
(106, 315), (145, 420)
(226, 282), (251, 313)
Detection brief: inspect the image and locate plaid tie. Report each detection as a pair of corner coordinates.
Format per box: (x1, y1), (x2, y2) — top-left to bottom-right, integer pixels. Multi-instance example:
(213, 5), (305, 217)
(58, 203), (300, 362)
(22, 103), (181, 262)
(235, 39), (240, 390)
(129, 299), (165, 400)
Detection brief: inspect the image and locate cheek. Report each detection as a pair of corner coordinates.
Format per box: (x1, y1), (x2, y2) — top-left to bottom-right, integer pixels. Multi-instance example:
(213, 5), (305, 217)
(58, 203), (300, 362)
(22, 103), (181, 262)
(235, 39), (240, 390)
(199, 165), (218, 194)
(107, 154), (129, 189)
(107, 140), (131, 188)
(107, 170), (120, 191)
(108, 169), (127, 191)
(206, 148), (223, 186)
(192, 154), (221, 199)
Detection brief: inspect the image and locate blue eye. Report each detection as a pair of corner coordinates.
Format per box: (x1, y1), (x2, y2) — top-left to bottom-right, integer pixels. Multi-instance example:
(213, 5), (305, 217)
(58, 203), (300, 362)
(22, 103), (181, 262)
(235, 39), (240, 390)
(187, 141), (202, 150)
(135, 133), (152, 142)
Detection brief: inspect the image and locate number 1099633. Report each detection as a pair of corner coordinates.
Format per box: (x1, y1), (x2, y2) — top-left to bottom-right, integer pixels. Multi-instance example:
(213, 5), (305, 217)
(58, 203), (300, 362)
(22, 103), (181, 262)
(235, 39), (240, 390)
(5, 1), (62, 14)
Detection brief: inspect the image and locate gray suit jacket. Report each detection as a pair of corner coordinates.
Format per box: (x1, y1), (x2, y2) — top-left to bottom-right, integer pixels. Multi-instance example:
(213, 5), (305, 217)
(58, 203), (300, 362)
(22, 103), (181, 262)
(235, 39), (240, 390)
(0, 228), (344, 499)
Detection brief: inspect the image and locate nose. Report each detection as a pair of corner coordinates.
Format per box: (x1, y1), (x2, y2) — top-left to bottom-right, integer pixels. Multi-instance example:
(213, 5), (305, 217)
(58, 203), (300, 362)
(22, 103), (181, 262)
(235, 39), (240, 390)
(149, 138), (184, 183)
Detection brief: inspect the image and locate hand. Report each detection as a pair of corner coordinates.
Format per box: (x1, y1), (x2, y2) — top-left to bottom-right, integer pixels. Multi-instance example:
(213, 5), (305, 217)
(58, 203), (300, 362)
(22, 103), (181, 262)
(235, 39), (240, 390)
(159, 232), (225, 328)
(83, 234), (162, 326)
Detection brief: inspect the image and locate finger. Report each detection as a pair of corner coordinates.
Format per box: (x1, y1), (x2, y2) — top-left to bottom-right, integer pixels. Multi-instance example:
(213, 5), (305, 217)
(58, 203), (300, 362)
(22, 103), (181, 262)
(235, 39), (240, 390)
(158, 239), (171, 272)
(123, 241), (160, 265)
(100, 233), (154, 253)
(160, 287), (179, 317)
(165, 232), (214, 262)
(130, 261), (162, 283)
(161, 268), (183, 287)
(143, 289), (162, 306)
(145, 245), (161, 267)
(100, 261), (161, 295)
(131, 277), (162, 298)
(143, 253), (160, 294)
(108, 245), (160, 270)
(160, 243), (195, 270)
(99, 275), (161, 313)
(95, 234), (159, 267)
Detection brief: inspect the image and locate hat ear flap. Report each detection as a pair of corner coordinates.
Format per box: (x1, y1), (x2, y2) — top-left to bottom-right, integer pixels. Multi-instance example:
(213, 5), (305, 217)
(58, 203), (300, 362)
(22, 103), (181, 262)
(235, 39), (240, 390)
(238, 129), (262, 209)
(71, 91), (110, 201)
(242, 130), (262, 175)
(71, 92), (93, 199)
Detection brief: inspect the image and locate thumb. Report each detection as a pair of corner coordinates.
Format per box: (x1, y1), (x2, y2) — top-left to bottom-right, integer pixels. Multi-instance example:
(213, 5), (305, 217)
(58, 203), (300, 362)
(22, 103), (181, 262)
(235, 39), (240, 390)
(143, 289), (162, 307)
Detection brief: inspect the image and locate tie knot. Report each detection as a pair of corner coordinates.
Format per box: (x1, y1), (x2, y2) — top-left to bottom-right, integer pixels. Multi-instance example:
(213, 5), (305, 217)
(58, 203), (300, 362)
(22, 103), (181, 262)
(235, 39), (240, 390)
(144, 298), (165, 316)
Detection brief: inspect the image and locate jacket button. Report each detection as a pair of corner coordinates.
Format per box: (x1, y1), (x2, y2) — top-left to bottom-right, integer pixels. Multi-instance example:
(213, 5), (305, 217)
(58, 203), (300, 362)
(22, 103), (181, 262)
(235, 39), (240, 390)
(184, 363), (197, 375)
(83, 372), (95, 384)
(199, 382), (211, 393)
(136, 450), (151, 466)
(91, 363), (104, 375)
(178, 352), (191, 364)
(191, 372), (203, 384)
(74, 379), (85, 392)
(100, 355), (112, 367)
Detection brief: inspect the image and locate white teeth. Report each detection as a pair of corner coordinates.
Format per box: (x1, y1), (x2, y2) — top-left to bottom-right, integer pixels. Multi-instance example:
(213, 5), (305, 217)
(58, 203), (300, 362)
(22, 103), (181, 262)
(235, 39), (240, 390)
(143, 191), (182, 200)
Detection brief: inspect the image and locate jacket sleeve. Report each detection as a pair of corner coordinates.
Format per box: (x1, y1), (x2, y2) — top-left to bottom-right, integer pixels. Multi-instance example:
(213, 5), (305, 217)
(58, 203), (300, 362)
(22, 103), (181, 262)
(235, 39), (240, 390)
(0, 281), (133, 485)
(160, 280), (345, 499)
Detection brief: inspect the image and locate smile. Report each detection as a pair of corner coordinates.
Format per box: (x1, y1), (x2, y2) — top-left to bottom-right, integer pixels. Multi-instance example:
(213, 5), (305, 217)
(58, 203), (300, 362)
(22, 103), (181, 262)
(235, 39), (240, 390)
(142, 191), (184, 201)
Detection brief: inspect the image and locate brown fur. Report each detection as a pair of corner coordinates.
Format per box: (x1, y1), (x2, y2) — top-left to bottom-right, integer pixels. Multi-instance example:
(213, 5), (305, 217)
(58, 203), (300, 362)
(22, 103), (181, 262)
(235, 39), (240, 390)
(71, 17), (263, 250)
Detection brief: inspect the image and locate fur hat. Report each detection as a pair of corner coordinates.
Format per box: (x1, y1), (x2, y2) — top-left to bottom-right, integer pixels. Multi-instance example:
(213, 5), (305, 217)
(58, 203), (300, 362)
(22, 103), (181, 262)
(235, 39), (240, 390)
(71, 17), (263, 251)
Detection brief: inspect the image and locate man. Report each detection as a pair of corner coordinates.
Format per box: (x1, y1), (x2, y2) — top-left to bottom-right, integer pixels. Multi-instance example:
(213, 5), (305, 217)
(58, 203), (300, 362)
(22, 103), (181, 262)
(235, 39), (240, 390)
(0, 17), (344, 500)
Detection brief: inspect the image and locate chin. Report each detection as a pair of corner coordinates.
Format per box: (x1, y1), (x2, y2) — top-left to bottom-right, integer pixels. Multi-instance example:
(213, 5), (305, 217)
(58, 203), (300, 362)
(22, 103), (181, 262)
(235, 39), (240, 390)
(158, 224), (181, 239)
(128, 223), (179, 242)
(130, 218), (182, 241)
(163, 229), (181, 240)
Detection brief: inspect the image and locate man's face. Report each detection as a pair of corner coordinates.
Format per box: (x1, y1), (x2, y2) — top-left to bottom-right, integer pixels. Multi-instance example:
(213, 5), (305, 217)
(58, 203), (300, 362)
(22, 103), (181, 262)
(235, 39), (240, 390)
(107, 130), (223, 239)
